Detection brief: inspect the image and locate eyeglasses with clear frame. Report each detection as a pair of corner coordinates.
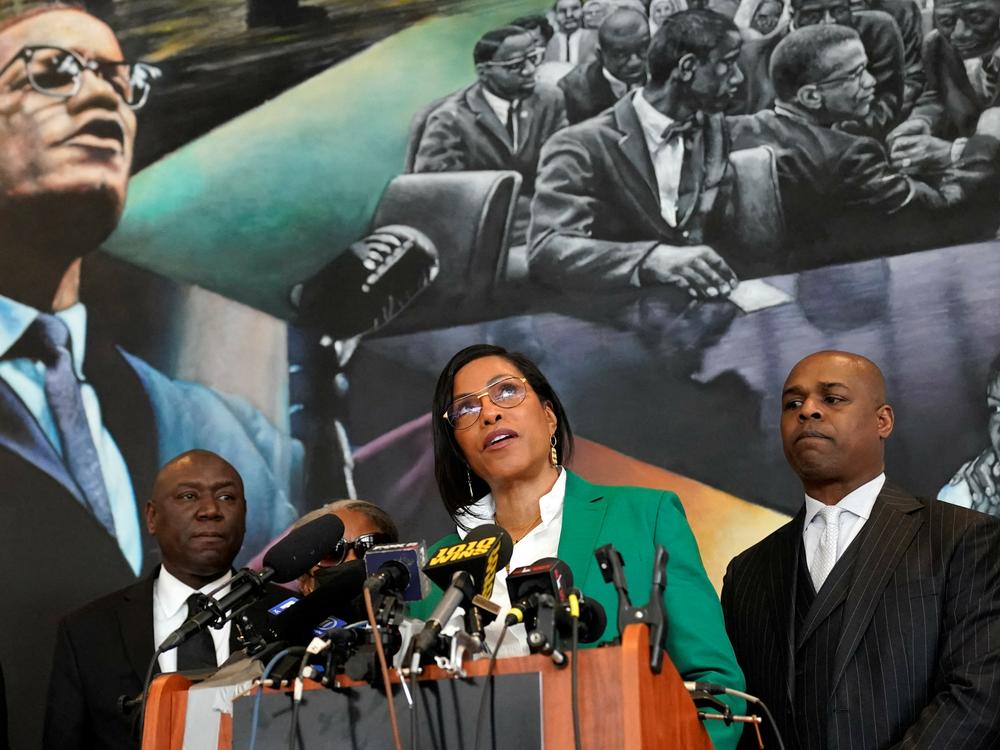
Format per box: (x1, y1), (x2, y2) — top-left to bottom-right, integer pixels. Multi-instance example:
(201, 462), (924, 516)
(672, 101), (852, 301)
(481, 48), (545, 74)
(814, 63), (867, 88)
(443, 376), (529, 430)
(0, 45), (161, 110)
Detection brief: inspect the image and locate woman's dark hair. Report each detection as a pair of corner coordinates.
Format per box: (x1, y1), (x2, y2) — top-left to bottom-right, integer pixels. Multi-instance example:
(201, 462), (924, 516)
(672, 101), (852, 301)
(432, 344), (574, 523)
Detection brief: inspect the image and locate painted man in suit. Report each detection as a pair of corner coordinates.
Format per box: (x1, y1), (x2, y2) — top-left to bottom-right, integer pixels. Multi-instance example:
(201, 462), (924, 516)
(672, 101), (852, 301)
(722, 351), (1000, 750)
(530, 9), (741, 299)
(44, 450), (288, 750)
(887, 0), (1000, 179)
(735, 0), (908, 137)
(0, 7), (301, 747)
(414, 25), (568, 245)
(559, 7), (650, 124)
(729, 25), (949, 268)
(546, 0), (600, 64)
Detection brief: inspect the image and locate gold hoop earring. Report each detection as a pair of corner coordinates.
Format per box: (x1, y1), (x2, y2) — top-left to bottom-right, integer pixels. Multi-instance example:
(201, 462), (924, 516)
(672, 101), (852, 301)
(550, 434), (558, 467)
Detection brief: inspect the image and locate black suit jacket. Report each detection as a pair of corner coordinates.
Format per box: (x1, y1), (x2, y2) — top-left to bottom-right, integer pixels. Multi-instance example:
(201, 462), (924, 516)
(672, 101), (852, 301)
(0, 661), (8, 750)
(721, 483), (1000, 750)
(558, 60), (620, 124)
(0, 331), (160, 750)
(728, 109), (945, 267)
(528, 95), (738, 289)
(43, 571), (290, 750)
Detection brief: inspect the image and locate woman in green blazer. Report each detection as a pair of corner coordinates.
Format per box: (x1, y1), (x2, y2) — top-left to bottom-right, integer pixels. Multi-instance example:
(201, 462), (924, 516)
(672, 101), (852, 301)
(415, 343), (745, 750)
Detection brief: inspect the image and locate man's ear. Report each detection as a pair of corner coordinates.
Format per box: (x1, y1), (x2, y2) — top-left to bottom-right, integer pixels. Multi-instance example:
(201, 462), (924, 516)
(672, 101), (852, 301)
(876, 403), (894, 440)
(595, 46), (605, 66)
(145, 500), (157, 536)
(474, 63), (489, 85)
(796, 84), (823, 111)
(678, 52), (698, 82)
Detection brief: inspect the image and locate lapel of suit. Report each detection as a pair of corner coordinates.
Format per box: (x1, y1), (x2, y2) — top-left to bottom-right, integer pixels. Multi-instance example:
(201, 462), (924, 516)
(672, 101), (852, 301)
(0, 374), (86, 504)
(770, 509), (803, 707)
(587, 61), (617, 110)
(828, 483), (923, 692)
(556, 471), (609, 594)
(676, 113), (728, 238)
(117, 571), (158, 682)
(85, 332), (161, 570)
(938, 35), (986, 133)
(467, 84), (514, 152)
(611, 96), (664, 223)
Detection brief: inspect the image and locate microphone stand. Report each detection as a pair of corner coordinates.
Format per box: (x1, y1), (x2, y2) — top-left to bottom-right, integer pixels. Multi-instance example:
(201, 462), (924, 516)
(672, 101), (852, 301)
(593, 543), (669, 673)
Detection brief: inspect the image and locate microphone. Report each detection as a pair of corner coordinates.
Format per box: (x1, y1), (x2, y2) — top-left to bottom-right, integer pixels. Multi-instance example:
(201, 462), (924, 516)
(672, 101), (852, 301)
(363, 542), (430, 601)
(160, 514), (345, 651)
(411, 525), (513, 659)
(561, 592), (607, 644)
(505, 558), (573, 628)
(269, 559), (369, 644)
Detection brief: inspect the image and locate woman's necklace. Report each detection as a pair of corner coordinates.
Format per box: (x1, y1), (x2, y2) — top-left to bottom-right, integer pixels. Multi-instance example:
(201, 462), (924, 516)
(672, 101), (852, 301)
(504, 513), (543, 545)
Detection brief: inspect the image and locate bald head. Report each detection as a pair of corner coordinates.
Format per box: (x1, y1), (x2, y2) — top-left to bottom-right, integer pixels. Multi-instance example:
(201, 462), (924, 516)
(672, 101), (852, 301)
(598, 7), (651, 83)
(147, 450), (247, 588)
(780, 351), (894, 504)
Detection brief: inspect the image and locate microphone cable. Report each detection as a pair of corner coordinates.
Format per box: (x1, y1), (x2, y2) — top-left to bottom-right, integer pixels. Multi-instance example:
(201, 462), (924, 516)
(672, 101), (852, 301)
(136, 644), (166, 746)
(568, 590), (583, 750)
(248, 645), (306, 750)
(473, 622), (509, 750)
(365, 585), (404, 750)
(287, 649), (312, 750)
(684, 681), (786, 750)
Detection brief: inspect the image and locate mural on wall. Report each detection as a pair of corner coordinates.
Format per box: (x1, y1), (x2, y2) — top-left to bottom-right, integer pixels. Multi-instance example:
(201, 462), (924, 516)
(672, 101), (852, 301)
(1, 0), (999, 745)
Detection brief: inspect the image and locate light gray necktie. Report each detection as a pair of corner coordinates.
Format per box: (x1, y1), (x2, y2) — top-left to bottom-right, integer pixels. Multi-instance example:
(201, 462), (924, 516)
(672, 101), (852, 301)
(810, 506), (844, 591)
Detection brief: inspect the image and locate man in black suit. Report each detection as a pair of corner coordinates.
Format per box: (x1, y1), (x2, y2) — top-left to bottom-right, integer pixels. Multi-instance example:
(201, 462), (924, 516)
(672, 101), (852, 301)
(43, 450), (288, 750)
(735, 0), (907, 137)
(529, 9), (741, 298)
(729, 25), (949, 267)
(559, 7), (650, 124)
(413, 25), (568, 244)
(722, 351), (1000, 750)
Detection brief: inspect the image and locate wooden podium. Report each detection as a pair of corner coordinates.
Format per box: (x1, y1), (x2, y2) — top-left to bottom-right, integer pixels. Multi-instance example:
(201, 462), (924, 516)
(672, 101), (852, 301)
(143, 624), (713, 749)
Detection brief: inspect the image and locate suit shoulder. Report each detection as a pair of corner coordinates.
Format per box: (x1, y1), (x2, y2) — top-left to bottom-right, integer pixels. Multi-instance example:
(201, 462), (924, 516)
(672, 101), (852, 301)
(60, 579), (145, 630)
(925, 495), (1000, 531)
(729, 517), (798, 569)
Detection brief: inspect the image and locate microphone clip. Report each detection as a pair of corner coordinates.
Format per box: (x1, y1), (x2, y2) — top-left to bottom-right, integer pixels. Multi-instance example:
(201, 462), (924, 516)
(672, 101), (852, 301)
(594, 543), (669, 673)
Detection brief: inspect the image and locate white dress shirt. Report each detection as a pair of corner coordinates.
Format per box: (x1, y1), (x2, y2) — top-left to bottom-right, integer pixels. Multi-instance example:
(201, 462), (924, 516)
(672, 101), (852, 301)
(481, 87), (520, 148)
(153, 567), (233, 673)
(602, 67), (631, 99)
(453, 468), (567, 657)
(555, 31), (583, 64)
(632, 89), (685, 227)
(803, 473), (886, 576)
(964, 52), (1000, 102)
(0, 294), (142, 573)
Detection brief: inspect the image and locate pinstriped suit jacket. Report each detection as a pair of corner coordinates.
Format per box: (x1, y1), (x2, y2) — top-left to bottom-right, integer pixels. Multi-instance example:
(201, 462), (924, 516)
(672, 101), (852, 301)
(721, 482), (1000, 750)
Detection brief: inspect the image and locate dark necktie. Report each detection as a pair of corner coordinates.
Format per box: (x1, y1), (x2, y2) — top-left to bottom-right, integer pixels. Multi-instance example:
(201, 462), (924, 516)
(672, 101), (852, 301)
(176, 594), (219, 672)
(14, 314), (116, 536)
(506, 99), (520, 150)
(564, 32), (573, 62)
(660, 115), (699, 144)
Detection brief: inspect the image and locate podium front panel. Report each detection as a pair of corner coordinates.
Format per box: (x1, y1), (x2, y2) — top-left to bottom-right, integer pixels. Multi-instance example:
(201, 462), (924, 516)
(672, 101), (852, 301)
(232, 673), (543, 749)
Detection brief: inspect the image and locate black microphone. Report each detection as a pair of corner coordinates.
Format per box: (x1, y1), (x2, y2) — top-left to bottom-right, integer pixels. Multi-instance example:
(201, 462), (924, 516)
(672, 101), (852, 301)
(411, 524), (513, 659)
(269, 560), (369, 644)
(160, 514), (345, 651)
(560, 592), (607, 644)
(505, 557), (573, 628)
(363, 542), (429, 601)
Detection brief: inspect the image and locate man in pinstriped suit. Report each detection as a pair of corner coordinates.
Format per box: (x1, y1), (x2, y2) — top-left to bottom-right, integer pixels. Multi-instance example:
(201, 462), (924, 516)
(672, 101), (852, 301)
(721, 351), (1000, 750)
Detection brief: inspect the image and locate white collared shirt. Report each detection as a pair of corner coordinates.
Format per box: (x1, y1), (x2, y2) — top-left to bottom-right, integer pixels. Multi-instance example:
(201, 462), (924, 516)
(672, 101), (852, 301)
(481, 87), (520, 147)
(0, 294), (141, 573)
(602, 67), (631, 99)
(802, 473), (886, 574)
(632, 89), (685, 227)
(453, 468), (567, 657)
(964, 52), (1000, 102)
(153, 567), (234, 673)
(556, 31), (583, 63)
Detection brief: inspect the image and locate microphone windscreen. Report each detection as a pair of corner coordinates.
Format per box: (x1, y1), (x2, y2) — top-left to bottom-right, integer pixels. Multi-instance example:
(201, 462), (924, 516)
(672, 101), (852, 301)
(270, 560), (367, 643)
(576, 596), (608, 644)
(464, 524), (514, 570)
(363, 542), (430, 602)
(263, 513), (345, 583)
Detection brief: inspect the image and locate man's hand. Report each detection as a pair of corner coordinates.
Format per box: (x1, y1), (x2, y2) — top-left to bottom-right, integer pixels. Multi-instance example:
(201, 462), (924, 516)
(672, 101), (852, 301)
(960, 450), (1000, 509)
(640, 244), (738, 300)
(889, 126), (954, 175)
(887, 117), (931, 144)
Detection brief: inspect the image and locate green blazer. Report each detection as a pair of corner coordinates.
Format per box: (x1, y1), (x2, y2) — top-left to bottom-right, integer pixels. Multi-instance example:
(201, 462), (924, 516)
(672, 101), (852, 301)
(410, 470), (745, 750)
